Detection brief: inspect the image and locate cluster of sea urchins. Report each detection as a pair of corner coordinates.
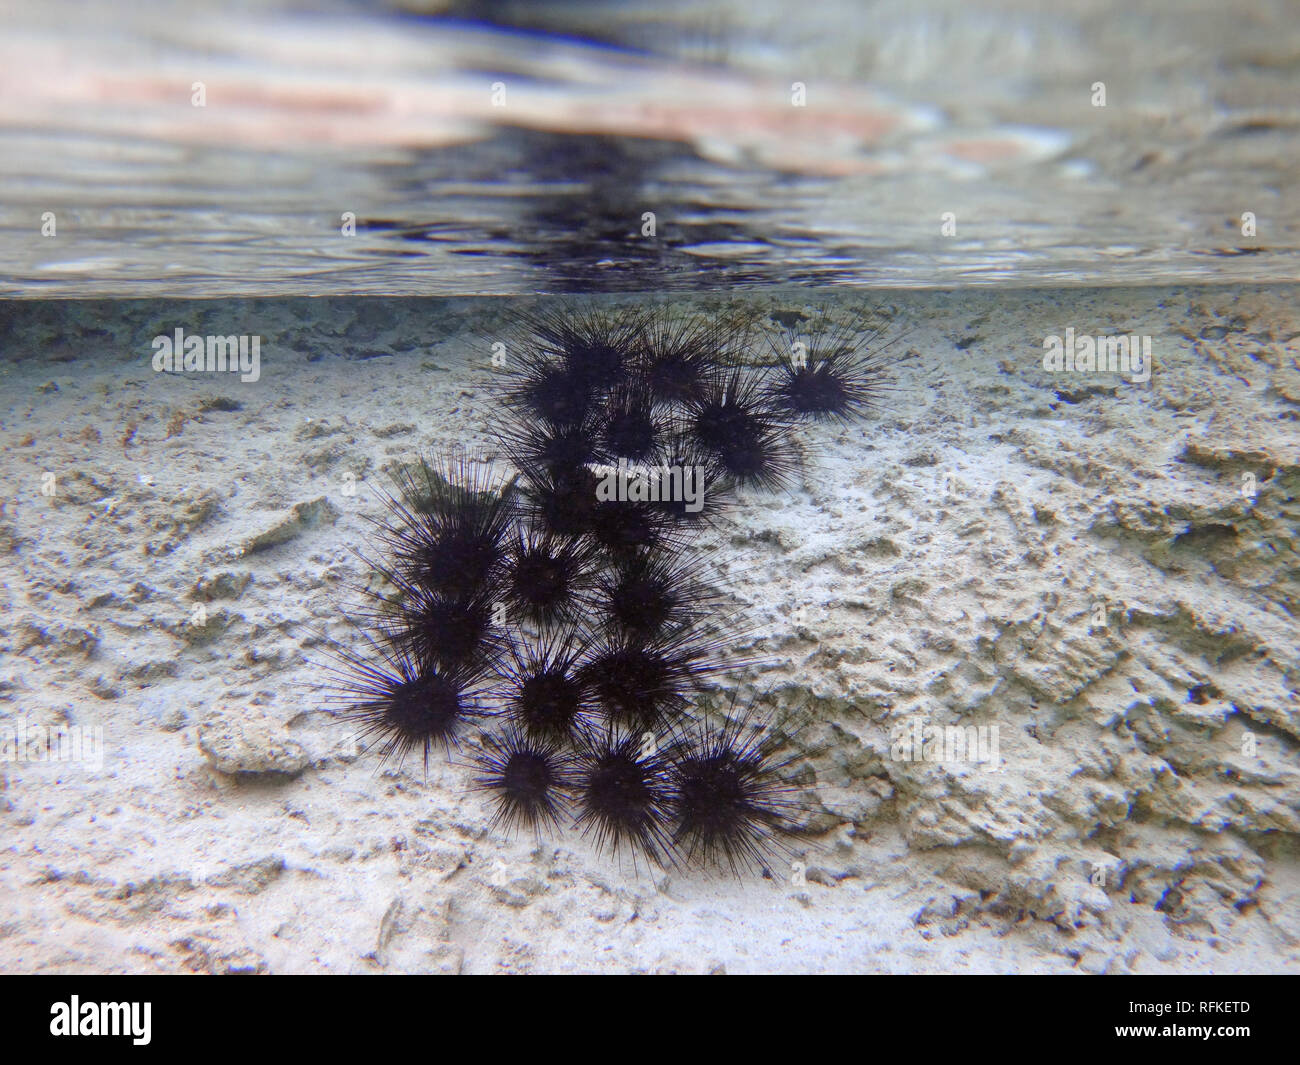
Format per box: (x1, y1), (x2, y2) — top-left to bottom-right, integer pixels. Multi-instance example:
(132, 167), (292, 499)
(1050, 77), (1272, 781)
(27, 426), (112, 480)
(330, 304), (890, 876)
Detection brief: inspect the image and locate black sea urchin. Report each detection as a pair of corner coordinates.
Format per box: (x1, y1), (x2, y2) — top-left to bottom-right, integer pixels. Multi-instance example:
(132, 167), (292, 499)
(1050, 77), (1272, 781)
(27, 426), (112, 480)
(765, 312), (892, 423)
(514, 305), (645, 395)
(637, 310), (728, 405)
(666, 703), (805, 875)
(499, 409), (604, 476)
(371, 453), (515, 601)
(597, 548), (723, 640)
(574, 728), (675, 865)
(578, 624), (725, 733)
(498, 633), (598, 744)
(587, 490), (676, 558)
(642, 431), (734, 531)
(517, 462), (600, 541)
(500, 526), (594, 627)
(326, 636), (490, 769)
(597, 381), (669, 463)
(501, 340), (597, 428)
(475, 727), (575, 835)
(372, 570), (500, 674)
(685, 366), (797, 492)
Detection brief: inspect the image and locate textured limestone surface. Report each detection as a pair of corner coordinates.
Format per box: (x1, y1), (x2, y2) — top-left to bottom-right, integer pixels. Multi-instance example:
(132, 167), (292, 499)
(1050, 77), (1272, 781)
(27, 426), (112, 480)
(0, 287), (1296, 974)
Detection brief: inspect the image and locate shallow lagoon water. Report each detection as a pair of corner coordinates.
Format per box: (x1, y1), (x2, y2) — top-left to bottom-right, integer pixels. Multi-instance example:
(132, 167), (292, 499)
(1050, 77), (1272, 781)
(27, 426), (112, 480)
(3, 0), (1300, 295)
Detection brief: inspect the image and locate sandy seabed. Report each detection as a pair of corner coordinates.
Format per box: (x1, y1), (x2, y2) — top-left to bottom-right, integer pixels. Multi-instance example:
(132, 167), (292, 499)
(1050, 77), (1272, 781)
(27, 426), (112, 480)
(0, 286), (1296, 974)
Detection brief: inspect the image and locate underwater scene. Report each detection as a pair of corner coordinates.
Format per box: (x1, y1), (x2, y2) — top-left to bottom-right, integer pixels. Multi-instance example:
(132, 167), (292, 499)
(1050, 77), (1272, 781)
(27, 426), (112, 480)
(0, 0), (1297, 979)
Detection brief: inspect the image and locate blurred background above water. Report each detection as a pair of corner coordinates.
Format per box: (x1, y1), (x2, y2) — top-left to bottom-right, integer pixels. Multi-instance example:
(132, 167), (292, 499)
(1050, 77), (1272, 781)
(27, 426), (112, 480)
(1, 0), (1297, 295)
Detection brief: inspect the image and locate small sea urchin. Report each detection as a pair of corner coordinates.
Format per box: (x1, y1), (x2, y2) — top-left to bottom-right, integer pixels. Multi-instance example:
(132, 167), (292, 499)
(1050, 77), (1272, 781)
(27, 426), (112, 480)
(500, 410), (603, 477)
(475, 727), (575, 835)
(574, 728), (675, 865)
(501, 342), (597, 428)
(644, 431), (734, 530)
(579, 624), (725, 733)
(765, 313), (892, 424)
(500, 527), (594, 627)
(517, 462), (600, 541)
(326, 636), (490, 769)
(370, 453), (515, 601)
(685, 366), (797, 492)
(498, 633), (598, 744)
(597, 548), (723, 640)
(587, 490), (675, 557)
(597, 381), (669, 463)
(513, 305), (644, 396)
(372, 571), (500, 674)
(637, 310), (727, 405)
(667, 703), (805, 875)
